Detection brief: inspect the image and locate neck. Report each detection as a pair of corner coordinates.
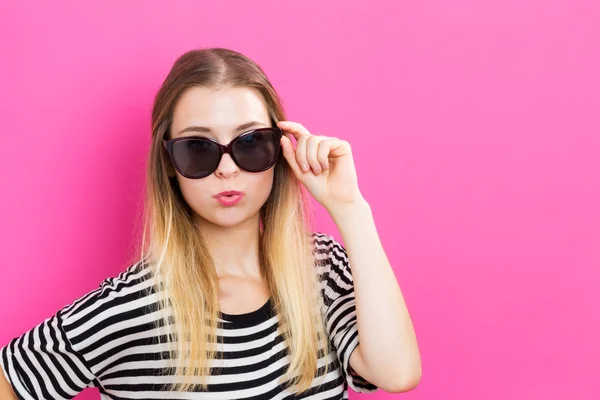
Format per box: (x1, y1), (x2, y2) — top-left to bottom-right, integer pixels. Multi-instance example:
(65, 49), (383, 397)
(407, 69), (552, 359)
(195, 213), (263, 279)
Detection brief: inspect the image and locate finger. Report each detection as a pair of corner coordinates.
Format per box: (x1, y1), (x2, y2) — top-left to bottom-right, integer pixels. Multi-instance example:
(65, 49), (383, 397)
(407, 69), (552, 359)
(306, 136), (324, 174)
(277, 120), (311, 141)
(318, 139), (335, 171)
(295, 132), (310, 173)
(280, 135), (304, 179)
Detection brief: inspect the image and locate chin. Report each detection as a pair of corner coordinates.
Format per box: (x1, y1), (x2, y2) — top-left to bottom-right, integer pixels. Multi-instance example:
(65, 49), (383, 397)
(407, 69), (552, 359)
(199, 210), (255, 229)
(212, 218), (248, 228)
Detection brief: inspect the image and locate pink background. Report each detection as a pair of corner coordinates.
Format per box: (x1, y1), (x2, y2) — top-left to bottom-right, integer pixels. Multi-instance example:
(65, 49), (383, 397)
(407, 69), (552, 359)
(1, 1), (599, 399)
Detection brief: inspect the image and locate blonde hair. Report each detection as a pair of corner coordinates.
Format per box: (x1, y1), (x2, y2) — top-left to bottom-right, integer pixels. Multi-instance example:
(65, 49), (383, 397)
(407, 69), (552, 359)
(134, 48), (333, 394)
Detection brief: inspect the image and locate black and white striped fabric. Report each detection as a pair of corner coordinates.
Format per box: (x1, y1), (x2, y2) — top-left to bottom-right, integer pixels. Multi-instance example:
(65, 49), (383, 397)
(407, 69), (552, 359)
(1, 232), (378, 399)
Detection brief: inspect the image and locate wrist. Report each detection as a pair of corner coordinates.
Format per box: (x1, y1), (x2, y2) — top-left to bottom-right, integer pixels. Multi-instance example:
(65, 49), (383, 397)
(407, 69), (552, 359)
(326, 197), (372, 222)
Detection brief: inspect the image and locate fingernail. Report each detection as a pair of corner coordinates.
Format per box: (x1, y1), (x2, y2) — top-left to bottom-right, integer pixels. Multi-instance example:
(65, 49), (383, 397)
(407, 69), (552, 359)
(302, 163), (309, 171)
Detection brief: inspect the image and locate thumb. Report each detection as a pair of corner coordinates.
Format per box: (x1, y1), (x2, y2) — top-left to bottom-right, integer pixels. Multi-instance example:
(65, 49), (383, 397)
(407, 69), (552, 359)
(280, 134), (304, 179)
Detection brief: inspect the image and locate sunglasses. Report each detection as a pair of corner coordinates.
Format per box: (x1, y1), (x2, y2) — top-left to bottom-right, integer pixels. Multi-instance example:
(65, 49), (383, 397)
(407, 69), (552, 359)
(163, 127), (283, 179)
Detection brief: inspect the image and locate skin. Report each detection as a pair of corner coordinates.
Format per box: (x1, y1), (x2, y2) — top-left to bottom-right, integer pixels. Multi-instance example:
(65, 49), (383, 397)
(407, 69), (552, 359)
(167, 86), (275, 315)
(169, 87), (422, 392)
(278, 121), (422, 392)
(0, 373), (17, 399)
(0, 85), (421, 397)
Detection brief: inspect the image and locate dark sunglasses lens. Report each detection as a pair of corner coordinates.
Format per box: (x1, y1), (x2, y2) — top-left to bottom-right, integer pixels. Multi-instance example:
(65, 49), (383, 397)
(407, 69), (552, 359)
(172, 139), (220, 178)
(232, 130), (279, 172)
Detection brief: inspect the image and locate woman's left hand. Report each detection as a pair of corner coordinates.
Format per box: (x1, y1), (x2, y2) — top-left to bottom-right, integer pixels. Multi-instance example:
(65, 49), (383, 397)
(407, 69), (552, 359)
(278, 120), (366, 212)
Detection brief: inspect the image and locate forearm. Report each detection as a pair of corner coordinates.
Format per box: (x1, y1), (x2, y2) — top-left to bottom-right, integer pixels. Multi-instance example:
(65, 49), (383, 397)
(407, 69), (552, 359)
(329, 199), (422, 387)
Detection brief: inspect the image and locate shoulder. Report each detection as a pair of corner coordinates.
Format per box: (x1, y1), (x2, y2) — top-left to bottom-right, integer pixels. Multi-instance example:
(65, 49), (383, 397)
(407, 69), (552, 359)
(58, 260), (157, 337)
(311, 231), (348, 265)
(310, 231), (350, 280)
(310, 232), (353, 308)
(0, 260), (158, 385)
(311, 231), (345, 253)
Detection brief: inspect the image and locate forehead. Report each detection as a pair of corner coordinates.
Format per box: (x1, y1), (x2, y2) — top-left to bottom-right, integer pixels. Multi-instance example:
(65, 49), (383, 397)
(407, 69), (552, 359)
(171, 86), (271, 140)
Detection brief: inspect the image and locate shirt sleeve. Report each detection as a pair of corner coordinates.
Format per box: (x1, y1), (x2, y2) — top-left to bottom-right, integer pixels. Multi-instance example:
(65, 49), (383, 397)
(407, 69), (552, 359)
(1, 303), (97, 399)
(313, 232), (378, 393)
(0, 262), (152, 400)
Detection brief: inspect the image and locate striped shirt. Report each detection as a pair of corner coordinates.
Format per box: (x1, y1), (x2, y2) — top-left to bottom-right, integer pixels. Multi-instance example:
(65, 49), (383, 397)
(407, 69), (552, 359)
(1, 232), (378, 399)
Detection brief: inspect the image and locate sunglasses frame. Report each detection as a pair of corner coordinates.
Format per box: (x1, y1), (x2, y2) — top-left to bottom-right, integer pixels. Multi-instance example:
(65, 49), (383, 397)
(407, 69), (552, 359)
(162, 127), (284, 179)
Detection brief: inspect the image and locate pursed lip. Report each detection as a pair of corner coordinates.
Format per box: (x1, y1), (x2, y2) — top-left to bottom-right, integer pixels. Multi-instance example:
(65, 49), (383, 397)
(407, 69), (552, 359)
(214, 190), (245, 198)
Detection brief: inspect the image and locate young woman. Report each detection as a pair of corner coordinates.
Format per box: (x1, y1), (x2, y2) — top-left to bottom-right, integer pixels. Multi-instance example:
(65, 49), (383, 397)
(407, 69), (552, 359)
(0, 48), (421, 399)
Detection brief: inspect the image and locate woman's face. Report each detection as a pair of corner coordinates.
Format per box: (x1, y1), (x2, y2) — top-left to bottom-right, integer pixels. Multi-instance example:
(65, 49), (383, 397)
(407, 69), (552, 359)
(168, 86), (276, 229)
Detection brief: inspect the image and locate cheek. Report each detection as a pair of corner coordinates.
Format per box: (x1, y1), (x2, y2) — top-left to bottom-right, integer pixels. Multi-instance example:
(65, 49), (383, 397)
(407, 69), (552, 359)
(175, 176), (213, 208)
(245, 170), (275, 203)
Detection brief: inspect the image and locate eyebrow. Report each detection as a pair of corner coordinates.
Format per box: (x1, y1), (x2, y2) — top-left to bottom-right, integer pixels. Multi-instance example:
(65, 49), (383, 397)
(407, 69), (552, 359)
(176, 121), (268, 136)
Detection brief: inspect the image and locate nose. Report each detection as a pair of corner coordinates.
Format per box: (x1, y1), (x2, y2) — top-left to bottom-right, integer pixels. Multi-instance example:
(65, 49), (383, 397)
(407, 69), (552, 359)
(214, 152), (240, 178)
